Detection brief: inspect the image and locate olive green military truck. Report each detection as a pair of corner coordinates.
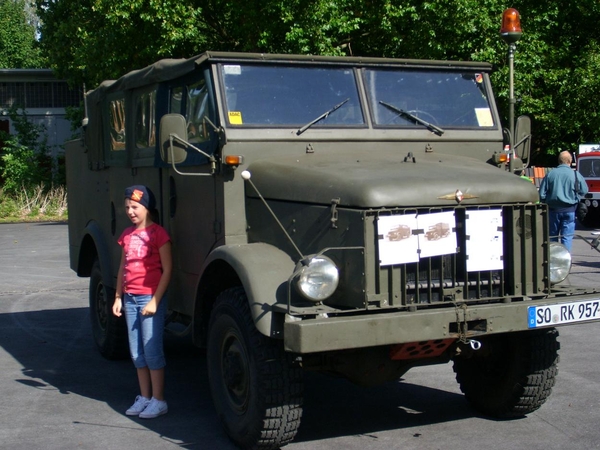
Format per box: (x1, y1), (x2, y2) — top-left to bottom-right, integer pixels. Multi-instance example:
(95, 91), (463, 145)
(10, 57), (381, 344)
(66, 52), (600, 449)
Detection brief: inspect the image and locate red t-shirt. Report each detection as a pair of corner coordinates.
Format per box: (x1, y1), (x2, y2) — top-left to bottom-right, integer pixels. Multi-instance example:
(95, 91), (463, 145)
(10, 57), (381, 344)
(118, 223), (170, 295)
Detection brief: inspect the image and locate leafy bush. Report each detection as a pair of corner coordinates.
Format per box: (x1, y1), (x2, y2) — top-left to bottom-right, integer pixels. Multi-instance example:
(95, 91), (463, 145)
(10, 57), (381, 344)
(0, 106), (67, 220)
(0, 106), (58, 194)
(0, 192), (19, 217)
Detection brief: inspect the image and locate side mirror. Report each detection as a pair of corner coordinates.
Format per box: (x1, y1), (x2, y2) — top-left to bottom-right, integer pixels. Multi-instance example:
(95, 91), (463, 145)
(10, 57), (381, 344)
(159, 113), (188, 164)
(514, 115), (531, 164)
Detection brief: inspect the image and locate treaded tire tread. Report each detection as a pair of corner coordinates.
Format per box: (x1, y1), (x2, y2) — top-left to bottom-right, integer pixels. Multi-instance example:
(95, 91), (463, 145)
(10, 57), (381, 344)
(452, 328), (560, 418)
(207, 287), (303, 449)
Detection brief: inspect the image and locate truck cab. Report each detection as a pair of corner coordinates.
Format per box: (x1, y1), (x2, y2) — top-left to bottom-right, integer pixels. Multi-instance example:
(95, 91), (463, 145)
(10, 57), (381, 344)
(66, 52), (599, 450)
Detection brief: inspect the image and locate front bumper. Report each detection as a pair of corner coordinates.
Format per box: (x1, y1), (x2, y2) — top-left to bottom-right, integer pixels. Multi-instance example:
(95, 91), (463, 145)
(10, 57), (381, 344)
(283, 293), (600, 353)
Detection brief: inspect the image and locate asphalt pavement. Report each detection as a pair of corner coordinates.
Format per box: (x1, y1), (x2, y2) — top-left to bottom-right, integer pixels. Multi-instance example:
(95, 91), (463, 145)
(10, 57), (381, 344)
(1, 222), (600, 450)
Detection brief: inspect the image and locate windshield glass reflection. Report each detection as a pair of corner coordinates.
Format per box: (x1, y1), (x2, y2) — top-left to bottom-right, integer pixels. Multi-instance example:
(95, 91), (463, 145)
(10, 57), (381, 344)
(222, 64), (364, 127)
(364, 69), (495, 129)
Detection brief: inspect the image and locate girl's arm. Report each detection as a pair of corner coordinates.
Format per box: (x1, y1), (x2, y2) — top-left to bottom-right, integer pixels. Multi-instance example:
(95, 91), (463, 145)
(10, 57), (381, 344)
(112, 249), (126, 317)
(141, 241), (172, 316)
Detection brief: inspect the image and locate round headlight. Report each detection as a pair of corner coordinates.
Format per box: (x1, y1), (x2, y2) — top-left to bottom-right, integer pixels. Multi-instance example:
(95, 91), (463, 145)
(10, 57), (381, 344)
(593, 200), (599, 208)
(296, 256), (339, 302)
(549, 242), (571, 284)
(585, 199), (592, 207)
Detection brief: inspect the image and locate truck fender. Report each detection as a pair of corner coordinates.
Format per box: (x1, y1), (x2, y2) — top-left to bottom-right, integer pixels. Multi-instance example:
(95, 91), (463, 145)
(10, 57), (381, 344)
(202, 243), (296, 339)
(79, 220), (114, 288)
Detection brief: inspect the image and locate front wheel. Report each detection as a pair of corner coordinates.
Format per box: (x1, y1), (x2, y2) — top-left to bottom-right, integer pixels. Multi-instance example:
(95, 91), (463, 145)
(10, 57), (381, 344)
(89, 259), (128, 359)
(207, 287), (303, 449)
(452, 328), (559, 418)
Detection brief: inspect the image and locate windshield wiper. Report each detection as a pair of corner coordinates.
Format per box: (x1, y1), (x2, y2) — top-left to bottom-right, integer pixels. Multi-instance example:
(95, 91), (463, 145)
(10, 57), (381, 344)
(296, 98), (349, 136)
(379, 101), (445, 136)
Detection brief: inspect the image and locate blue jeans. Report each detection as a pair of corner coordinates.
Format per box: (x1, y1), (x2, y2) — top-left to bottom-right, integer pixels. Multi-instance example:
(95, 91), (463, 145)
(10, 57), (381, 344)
(549, 210), (576, 253)
(123, 293), (167, 370)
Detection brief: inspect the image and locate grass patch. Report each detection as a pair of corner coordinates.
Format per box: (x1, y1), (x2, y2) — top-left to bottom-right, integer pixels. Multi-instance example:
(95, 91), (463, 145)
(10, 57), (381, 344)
(0, 185), (68, 223)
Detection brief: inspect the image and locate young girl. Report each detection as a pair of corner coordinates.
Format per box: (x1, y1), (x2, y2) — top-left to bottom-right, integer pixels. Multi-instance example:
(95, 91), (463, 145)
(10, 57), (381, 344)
(112, 185), (172, 419)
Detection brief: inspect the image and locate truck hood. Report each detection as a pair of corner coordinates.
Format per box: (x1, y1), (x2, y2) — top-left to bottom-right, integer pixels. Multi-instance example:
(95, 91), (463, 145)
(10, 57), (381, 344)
(246, 153), (539, 208)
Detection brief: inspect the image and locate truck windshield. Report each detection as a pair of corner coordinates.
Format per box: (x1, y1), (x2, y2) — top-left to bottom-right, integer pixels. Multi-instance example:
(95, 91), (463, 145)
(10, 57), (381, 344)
(579, 158), (600, 178)
(220, 64), (495, 131)
(364, 69), (495, 129)
(221, 64), (364, 127)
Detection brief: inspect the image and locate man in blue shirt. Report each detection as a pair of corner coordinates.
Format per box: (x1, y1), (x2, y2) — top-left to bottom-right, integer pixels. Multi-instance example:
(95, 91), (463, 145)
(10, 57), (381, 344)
(539, 151), (588, 252)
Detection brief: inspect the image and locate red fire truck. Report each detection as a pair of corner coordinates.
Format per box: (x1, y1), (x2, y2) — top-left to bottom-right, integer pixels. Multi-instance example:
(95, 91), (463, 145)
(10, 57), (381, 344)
(576, 144), (600, 226)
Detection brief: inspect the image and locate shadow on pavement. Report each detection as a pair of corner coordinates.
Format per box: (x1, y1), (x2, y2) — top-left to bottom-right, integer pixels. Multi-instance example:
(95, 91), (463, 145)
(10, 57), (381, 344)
(295, 371), (476, 444)
(0, 303), (481, 448)
(0, 305), (233, 449)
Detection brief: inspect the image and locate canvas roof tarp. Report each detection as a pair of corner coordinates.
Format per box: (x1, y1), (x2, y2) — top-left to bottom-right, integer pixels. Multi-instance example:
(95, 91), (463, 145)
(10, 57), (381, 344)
(84, 55), (208, 168)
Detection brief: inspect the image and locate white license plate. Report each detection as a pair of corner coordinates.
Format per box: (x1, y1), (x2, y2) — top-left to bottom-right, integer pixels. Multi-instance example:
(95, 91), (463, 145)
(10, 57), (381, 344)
(528, 299), (600, 328)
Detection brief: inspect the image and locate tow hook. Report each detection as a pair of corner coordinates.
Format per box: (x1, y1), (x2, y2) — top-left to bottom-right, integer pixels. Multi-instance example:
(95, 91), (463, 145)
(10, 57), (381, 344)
(468, 339), (482, 351)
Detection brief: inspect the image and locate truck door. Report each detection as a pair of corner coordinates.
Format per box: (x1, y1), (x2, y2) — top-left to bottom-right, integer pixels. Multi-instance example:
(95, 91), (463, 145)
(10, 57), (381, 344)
(158, 74), (219, 316)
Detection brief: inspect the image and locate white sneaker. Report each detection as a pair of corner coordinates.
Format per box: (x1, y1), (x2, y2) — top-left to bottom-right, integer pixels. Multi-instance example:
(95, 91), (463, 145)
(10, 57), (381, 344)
(139, 397), (168, 419)
(125, 395), (151, 416)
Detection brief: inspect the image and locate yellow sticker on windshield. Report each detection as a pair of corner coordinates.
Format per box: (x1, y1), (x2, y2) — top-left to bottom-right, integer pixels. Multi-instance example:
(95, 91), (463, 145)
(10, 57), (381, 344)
(229, 111), (243, 125)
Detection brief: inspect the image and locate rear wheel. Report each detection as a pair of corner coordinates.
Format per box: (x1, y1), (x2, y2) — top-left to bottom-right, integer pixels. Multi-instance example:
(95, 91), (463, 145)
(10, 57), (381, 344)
(89, 259), (128, 359)
(452, 328), (559, 418)
(207, 287), (303, 449)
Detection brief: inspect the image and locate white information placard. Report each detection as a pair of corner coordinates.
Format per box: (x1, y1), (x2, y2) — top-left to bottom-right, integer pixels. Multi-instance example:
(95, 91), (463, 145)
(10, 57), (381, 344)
(377, 214), (419, 265)
(418, 211), (457, 258)
(465, 209), (503, 271)
(377, 211), (457, 266)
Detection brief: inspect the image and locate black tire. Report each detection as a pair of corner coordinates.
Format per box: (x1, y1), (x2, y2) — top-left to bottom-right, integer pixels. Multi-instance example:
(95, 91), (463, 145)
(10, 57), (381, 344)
(207, 287), (303, 450)
(452, 328), (559, 418)
(89, 259), (128, 360)
(581, 207), (598, 228)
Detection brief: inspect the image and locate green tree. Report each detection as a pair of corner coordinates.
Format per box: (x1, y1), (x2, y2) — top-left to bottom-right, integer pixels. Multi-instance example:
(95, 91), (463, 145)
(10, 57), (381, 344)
(515, 0), (600, 159)
(0, 0), (45, 68)
(0, 106), (55, 194)
(35, 0), (600, 160)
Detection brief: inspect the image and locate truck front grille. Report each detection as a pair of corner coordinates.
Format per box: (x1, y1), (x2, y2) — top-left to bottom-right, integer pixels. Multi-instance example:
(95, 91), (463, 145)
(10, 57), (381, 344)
(369, 204), (548, 307)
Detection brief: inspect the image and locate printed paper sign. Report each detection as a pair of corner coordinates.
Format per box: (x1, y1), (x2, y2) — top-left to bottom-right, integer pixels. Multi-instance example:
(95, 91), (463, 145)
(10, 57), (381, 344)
(377, 214), (419, 265)
(465, 209), (503, 271)
(475, 108), (493, 127)
(377, 211), (457, 266)
(418, 211), (457, 258)
(228, 111), (243, 124)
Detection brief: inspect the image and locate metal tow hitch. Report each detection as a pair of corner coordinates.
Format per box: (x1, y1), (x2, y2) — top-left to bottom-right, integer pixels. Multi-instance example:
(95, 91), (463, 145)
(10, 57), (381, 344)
(468, 339), (482, 351)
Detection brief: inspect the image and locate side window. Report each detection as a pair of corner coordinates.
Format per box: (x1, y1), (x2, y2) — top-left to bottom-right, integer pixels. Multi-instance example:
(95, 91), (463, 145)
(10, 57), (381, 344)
(109, 97), (126, 151)
(186, 80), (209, 144)
(134, 89), (156, 149)
(170, 86), (183, 114)
(164, 73), (216, 167)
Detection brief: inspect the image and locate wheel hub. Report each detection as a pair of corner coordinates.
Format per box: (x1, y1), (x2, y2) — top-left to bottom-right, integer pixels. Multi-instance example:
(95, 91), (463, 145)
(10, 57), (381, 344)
(222, 333), (250, 412)
(95, 285), (108, 330)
